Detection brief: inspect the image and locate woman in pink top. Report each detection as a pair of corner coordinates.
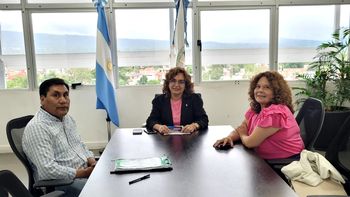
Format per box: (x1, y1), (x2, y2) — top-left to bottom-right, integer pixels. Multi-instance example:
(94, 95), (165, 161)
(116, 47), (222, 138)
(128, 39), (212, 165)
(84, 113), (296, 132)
(213, 71), (304, 159)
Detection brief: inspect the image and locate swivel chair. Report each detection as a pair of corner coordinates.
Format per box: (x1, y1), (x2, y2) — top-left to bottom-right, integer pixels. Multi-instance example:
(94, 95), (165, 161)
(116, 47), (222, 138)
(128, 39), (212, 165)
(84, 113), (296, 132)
(325, 116), (350, 195)
(266, 98), (325, 179)
(0, 170), (64, 197)
(6, 115), (73, 196)
(296, 97), (325, 150)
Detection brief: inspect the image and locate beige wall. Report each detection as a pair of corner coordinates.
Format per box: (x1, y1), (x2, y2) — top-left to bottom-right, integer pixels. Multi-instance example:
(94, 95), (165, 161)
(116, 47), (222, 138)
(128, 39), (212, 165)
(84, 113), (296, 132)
(0, 81), (307, 153)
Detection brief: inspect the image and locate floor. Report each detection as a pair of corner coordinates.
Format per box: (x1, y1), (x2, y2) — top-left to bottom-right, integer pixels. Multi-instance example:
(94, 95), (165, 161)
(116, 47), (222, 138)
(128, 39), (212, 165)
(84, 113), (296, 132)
(0, 150), (102, 190)
(0, 153), (28, 187)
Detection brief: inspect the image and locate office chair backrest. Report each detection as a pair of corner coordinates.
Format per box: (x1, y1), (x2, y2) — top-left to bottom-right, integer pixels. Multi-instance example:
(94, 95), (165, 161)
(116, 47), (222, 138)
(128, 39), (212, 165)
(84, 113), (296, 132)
(6, 115), (37, 195)
(0, 170), (32, 197)
(325, 116), (350, 184)
(295, 97), (325, 150)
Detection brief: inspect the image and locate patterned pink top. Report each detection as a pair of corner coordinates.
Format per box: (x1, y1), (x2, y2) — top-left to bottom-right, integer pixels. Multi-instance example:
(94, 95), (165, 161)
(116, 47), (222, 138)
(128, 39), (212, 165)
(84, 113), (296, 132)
(245, 104), (304, 159)
(171, 99), (182, 126)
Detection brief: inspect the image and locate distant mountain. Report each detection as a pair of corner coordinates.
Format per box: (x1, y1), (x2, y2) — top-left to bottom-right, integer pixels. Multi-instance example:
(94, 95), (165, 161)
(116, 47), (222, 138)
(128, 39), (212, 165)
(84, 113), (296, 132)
(0, 31), (323, 55)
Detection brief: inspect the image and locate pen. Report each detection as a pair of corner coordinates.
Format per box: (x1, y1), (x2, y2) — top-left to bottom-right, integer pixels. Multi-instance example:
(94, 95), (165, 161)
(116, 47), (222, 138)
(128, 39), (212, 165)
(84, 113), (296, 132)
(129, 174), (150, 185)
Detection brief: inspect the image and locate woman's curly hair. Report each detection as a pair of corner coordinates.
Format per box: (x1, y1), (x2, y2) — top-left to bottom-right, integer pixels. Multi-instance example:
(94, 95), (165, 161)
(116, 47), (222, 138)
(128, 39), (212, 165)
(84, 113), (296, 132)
(248, 71), (294, 114)
(162, 67), (194, 96)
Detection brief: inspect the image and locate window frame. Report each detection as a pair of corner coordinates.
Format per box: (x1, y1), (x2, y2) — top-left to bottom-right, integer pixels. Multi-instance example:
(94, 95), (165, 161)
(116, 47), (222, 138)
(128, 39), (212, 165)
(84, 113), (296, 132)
(0, 0), (349, 90)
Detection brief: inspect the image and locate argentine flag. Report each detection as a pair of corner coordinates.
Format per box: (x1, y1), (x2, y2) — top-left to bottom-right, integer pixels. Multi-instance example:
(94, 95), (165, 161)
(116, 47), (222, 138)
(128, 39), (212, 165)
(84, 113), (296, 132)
(95, 0), (119, 126)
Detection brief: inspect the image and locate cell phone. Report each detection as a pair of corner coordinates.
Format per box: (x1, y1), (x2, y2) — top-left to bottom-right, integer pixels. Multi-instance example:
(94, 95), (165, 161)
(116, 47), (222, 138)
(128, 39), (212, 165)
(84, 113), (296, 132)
(168, 126), (182, 131)
(144, 128), (157, 134)
(132, 128), (143, 135)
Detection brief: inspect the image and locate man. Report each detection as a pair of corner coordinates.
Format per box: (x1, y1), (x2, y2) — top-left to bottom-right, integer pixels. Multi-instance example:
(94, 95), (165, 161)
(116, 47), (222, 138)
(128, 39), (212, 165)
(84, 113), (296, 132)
(23, 78), (96, 196)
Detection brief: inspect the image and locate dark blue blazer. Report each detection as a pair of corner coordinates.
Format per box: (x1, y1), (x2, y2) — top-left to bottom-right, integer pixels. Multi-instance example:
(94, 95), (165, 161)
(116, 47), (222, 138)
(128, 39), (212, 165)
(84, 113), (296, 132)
(146, 93), (209, 131)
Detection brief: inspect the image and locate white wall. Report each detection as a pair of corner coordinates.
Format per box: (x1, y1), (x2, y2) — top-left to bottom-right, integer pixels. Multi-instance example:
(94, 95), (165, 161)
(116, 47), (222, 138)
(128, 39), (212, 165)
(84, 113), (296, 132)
(0, 81), (252, 153)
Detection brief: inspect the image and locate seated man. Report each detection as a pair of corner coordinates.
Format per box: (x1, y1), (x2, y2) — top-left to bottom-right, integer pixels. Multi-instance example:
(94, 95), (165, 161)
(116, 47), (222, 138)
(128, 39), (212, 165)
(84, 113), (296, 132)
(23, 78), (96, 197)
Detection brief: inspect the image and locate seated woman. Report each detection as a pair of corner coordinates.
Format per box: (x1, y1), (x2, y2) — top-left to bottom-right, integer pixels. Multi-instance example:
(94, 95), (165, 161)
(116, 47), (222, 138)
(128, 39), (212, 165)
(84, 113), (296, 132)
(146, 67), (209, 135)
(213, 71), (304, 159)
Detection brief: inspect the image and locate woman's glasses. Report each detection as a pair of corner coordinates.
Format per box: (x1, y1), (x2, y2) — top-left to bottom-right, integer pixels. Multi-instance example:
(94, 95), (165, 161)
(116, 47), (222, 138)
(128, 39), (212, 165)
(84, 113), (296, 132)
(169, 79), (186, 85)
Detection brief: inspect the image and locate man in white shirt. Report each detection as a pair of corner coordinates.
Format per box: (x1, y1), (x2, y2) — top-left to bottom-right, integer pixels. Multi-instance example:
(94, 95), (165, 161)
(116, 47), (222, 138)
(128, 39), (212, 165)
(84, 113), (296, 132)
(23, 78), (96, 197)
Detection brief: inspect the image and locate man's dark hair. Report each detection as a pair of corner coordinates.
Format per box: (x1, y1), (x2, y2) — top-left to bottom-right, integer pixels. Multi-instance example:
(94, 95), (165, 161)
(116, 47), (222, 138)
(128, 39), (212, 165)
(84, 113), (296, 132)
(39, 78), (69, 96)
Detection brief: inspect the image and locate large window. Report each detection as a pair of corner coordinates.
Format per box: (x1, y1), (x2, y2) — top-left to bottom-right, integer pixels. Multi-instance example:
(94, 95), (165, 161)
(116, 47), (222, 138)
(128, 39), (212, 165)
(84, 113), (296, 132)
(1, 0), (20, 3)
(32, 12), (97, 85)
(116, 9), (170, 86)
(278, 6), (335, 80)
(340, 5), (350, 29)
(1, 1), (350, 89)
(114, 0), (173, 2)
(0, 11), (28, 89)
(28, 0), (91, 3)
(200, 9), (270, 81)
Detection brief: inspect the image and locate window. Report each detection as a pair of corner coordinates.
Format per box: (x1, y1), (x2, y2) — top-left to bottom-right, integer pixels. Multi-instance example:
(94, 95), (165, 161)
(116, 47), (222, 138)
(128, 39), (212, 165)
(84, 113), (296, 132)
(278, 6), (335, 80)
(0, 11), (28, 89)
(200, 9), (270, 81)
(116, 9), (172, 86)
(28, 0), (91, 3)
(340, 5), (350, 29)
(1, 0), (20, 3)
(114, 0), (173, 2)
(31, 12), (97, 85)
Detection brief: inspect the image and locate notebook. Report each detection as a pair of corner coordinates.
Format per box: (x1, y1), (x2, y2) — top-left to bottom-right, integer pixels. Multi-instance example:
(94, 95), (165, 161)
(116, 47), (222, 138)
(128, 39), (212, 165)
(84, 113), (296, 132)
(111, 155), (172, 174)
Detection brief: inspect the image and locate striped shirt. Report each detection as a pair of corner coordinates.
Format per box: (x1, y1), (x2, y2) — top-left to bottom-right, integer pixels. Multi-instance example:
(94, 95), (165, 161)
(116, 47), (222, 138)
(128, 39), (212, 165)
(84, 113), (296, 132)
(22, 108), (94, 181)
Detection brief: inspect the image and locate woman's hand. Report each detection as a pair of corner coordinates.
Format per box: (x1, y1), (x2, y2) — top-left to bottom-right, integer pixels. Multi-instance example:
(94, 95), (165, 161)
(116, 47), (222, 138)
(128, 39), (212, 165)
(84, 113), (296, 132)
(154, 124), (170, 135)
(182, 123), (199, 133)
(213, 136), (234, 149)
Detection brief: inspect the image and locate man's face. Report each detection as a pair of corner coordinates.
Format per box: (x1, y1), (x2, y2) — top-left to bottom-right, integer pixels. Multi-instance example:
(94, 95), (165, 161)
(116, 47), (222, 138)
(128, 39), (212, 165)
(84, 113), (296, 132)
(40, 84), (70, 119)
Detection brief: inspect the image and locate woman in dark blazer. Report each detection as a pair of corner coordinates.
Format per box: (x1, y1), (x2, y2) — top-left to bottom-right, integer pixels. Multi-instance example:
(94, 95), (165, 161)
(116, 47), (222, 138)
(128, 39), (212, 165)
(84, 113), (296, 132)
(146, 67), (209, 134)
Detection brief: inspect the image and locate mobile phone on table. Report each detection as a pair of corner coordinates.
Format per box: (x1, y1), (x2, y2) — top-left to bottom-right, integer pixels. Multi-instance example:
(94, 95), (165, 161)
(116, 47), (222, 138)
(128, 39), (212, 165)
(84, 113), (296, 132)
(144, 128), (157, 134)
(132, 128), (143, 135)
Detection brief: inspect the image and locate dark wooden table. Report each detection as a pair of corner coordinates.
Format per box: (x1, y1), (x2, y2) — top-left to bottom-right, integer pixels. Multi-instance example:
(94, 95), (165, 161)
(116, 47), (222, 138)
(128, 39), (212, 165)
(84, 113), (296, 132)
(79, 125), (297, 197)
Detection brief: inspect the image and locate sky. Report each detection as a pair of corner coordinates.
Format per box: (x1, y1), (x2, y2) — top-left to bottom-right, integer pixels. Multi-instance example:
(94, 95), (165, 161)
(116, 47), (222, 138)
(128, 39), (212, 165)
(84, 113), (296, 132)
(0, 4), (349, 42)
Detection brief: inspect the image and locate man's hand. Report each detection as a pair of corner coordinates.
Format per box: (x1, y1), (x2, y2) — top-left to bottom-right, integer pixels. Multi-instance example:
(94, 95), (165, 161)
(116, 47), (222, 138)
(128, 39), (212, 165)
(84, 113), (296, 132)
(76, 166), (94, 178)
(87, 157), (97, 167)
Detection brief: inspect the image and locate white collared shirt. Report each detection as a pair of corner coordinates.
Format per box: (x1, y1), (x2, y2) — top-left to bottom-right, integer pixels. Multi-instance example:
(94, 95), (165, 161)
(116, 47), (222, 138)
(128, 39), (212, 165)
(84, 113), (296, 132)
(23, 108), (94, 181)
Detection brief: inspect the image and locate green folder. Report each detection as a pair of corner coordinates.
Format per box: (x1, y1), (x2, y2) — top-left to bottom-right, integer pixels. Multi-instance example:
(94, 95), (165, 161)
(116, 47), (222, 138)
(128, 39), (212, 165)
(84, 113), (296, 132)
(111, 155), (172, 174)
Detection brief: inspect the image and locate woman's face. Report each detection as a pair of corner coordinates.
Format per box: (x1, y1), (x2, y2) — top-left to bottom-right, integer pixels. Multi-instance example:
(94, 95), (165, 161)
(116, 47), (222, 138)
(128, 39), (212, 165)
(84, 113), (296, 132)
(169, 73), (186, 98)
(254, 76), (274, 108)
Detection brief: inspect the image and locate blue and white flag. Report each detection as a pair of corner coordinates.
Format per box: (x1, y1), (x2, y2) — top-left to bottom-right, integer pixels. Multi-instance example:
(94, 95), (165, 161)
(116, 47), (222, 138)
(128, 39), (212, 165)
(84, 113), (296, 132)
(94, 0), (119, 126)
(171, 0), (189, 67)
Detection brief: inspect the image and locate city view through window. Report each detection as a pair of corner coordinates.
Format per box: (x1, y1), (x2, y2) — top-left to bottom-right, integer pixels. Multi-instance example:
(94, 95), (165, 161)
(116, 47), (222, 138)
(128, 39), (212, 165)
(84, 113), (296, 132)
(0, 5), (349, 89)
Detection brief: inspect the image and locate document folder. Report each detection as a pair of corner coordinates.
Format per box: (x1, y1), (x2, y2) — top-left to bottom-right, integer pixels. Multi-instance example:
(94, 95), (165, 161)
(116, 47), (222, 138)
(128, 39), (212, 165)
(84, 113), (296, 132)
(111, 155), (172, 174)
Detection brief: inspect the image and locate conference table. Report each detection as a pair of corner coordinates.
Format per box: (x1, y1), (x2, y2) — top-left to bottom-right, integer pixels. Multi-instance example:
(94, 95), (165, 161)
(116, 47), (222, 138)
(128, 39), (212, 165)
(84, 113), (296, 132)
(79, 125), (297, 197)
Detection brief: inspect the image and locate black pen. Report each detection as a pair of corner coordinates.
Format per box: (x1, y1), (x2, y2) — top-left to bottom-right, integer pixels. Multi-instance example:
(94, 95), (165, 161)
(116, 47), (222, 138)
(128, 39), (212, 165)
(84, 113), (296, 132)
(128, 174), (150, 185)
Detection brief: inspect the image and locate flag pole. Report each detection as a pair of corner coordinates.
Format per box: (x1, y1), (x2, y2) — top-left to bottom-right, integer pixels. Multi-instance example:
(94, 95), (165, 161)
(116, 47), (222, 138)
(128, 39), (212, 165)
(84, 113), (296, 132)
(106, 115), (111, 141)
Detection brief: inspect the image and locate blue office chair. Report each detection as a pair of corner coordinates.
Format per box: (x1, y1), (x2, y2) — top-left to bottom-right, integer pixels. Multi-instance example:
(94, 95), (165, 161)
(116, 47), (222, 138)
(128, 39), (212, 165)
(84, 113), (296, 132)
(6, 115), (73, 196)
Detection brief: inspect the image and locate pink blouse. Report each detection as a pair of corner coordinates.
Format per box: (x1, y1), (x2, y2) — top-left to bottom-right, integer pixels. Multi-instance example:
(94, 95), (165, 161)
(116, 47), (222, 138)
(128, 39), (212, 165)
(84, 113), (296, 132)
(171, 99), (182, 126)
(245, 104), (304, 159)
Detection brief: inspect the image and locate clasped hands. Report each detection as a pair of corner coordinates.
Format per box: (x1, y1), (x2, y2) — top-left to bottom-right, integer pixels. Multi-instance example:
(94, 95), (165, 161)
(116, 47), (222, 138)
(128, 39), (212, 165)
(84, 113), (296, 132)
(155, 123), (199, 135)
(76, 157), (97, 178)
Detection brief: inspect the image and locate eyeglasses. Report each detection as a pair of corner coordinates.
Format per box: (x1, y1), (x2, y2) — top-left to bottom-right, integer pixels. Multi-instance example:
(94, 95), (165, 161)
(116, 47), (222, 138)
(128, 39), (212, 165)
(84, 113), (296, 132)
(169, 79), (186, 85)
